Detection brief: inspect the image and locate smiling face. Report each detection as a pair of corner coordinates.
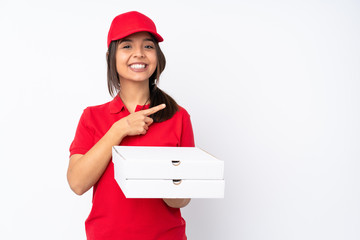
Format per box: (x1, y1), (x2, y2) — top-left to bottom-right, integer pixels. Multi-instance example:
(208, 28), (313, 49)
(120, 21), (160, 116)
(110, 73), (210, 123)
(115, 32), (158, 84)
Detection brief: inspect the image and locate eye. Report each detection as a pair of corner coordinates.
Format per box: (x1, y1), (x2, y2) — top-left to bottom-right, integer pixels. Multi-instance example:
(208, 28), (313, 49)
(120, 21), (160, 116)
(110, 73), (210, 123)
(122, 45), (131, 49)
(145, 45), (154, 49)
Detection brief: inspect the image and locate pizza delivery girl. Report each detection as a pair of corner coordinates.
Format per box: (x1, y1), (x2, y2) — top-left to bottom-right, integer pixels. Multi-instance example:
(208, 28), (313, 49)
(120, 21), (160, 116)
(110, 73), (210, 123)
(67, 11), (195, 240)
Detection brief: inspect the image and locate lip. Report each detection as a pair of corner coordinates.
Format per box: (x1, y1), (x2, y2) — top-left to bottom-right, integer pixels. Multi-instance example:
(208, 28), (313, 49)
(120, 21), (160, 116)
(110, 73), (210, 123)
(128, 62), (148, 72)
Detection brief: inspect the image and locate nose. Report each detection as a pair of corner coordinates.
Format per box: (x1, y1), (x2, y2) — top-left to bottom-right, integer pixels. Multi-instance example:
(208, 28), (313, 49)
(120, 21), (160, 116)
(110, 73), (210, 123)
(133, 46), (145, 58)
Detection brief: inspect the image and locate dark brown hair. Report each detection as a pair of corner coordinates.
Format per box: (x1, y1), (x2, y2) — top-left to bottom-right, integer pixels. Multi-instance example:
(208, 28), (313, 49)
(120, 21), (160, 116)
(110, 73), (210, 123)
(106, 34), (178, 122)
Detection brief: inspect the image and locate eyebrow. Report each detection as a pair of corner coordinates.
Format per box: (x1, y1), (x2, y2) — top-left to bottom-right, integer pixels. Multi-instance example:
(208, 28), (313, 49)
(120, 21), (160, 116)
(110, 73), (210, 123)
(119, 38), (155, 44)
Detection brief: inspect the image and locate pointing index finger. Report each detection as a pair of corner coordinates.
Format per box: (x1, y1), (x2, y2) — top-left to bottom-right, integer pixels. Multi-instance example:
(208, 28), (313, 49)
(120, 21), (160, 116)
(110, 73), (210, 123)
(143, 104), (166, 116)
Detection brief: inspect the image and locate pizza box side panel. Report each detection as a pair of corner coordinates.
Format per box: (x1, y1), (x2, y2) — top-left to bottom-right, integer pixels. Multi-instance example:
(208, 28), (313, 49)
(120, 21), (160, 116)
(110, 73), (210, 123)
(122, 179), (225, 198)
(124, 160), (223, 179)
(112, 147), (128, 193)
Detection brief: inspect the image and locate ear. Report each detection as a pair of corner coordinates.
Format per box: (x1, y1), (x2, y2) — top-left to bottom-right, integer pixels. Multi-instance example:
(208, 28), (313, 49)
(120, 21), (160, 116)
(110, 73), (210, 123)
(106, 51), (109, 58)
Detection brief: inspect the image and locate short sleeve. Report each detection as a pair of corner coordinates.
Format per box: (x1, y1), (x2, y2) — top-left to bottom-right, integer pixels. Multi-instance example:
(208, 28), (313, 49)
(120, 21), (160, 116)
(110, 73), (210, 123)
(69, 108), (95, 156)
(180, 109), (195, 147)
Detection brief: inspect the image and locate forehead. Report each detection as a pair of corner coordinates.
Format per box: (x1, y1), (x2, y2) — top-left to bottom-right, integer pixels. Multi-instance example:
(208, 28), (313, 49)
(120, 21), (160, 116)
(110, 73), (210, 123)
(121, 31), (153, 41)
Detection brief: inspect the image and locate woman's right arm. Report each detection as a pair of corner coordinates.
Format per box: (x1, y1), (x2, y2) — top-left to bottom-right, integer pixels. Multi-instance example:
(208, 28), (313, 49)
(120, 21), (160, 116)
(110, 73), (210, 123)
(67, 104), (166, 195)
(67, 121), (127, 195)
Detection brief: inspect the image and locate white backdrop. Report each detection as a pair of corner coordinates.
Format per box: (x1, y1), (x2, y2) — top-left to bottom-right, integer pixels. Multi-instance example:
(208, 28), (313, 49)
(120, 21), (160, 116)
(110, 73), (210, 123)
(1, 0), (359, 239)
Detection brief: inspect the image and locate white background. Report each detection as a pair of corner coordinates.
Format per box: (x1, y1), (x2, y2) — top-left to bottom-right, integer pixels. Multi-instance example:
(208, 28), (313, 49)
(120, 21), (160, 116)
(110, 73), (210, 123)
(1, 0), (359, 239)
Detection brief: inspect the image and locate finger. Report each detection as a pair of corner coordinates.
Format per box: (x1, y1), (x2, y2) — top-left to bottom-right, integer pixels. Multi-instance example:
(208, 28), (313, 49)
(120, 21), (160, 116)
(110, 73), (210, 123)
(144, 117), (154, 126)
(144, 124), (149, 131)
(142, 104), (166, 116)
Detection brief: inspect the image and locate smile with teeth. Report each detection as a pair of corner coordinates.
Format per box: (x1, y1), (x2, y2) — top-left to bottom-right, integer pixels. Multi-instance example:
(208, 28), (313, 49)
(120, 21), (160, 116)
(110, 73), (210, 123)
(129, 63), (147, 69)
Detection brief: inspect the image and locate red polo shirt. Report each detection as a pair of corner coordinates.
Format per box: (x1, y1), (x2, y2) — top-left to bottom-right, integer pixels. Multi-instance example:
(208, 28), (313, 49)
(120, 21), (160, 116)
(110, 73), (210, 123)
(69, 95), (195, 240)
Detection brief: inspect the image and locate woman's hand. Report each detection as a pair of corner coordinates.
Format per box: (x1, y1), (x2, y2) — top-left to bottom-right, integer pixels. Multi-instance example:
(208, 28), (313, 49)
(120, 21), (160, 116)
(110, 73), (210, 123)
(112, 104), (166, 137)
(163, 198), (191, 208)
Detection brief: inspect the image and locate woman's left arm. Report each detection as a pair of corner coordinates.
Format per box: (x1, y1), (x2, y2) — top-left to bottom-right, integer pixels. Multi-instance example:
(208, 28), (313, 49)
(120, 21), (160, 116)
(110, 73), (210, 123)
(163, 108), (195, 208)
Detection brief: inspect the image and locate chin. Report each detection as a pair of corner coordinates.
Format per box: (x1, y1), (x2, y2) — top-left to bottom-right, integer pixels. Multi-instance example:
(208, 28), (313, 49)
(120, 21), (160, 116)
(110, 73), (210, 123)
(130, 77), (151, 82)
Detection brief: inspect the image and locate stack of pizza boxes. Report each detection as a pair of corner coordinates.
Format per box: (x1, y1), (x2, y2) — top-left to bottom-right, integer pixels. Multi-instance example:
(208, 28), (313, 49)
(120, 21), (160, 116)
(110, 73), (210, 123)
(112, 146), (225, 198)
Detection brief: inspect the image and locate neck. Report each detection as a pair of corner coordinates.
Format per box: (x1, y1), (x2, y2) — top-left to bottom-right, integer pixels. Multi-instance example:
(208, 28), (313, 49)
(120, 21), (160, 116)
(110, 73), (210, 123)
(119, 79), (150, 113)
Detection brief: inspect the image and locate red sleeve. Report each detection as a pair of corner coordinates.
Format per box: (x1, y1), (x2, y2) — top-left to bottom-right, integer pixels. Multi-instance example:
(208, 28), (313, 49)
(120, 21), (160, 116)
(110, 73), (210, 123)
(69, 108), (94, 156)
(180, 109), (195, 147)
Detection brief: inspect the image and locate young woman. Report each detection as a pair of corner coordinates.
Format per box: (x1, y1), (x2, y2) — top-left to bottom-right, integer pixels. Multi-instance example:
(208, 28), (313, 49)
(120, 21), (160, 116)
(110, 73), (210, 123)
(67, 11), (195, 239)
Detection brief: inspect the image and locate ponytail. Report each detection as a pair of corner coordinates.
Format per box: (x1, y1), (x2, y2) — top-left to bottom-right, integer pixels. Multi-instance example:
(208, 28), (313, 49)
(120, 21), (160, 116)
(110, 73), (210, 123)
(149, 85), (178, 122)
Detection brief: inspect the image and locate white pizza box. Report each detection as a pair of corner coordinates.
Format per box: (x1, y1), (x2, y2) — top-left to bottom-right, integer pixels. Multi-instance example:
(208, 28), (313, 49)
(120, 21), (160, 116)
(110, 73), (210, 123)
(112, 146), (225, 198)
